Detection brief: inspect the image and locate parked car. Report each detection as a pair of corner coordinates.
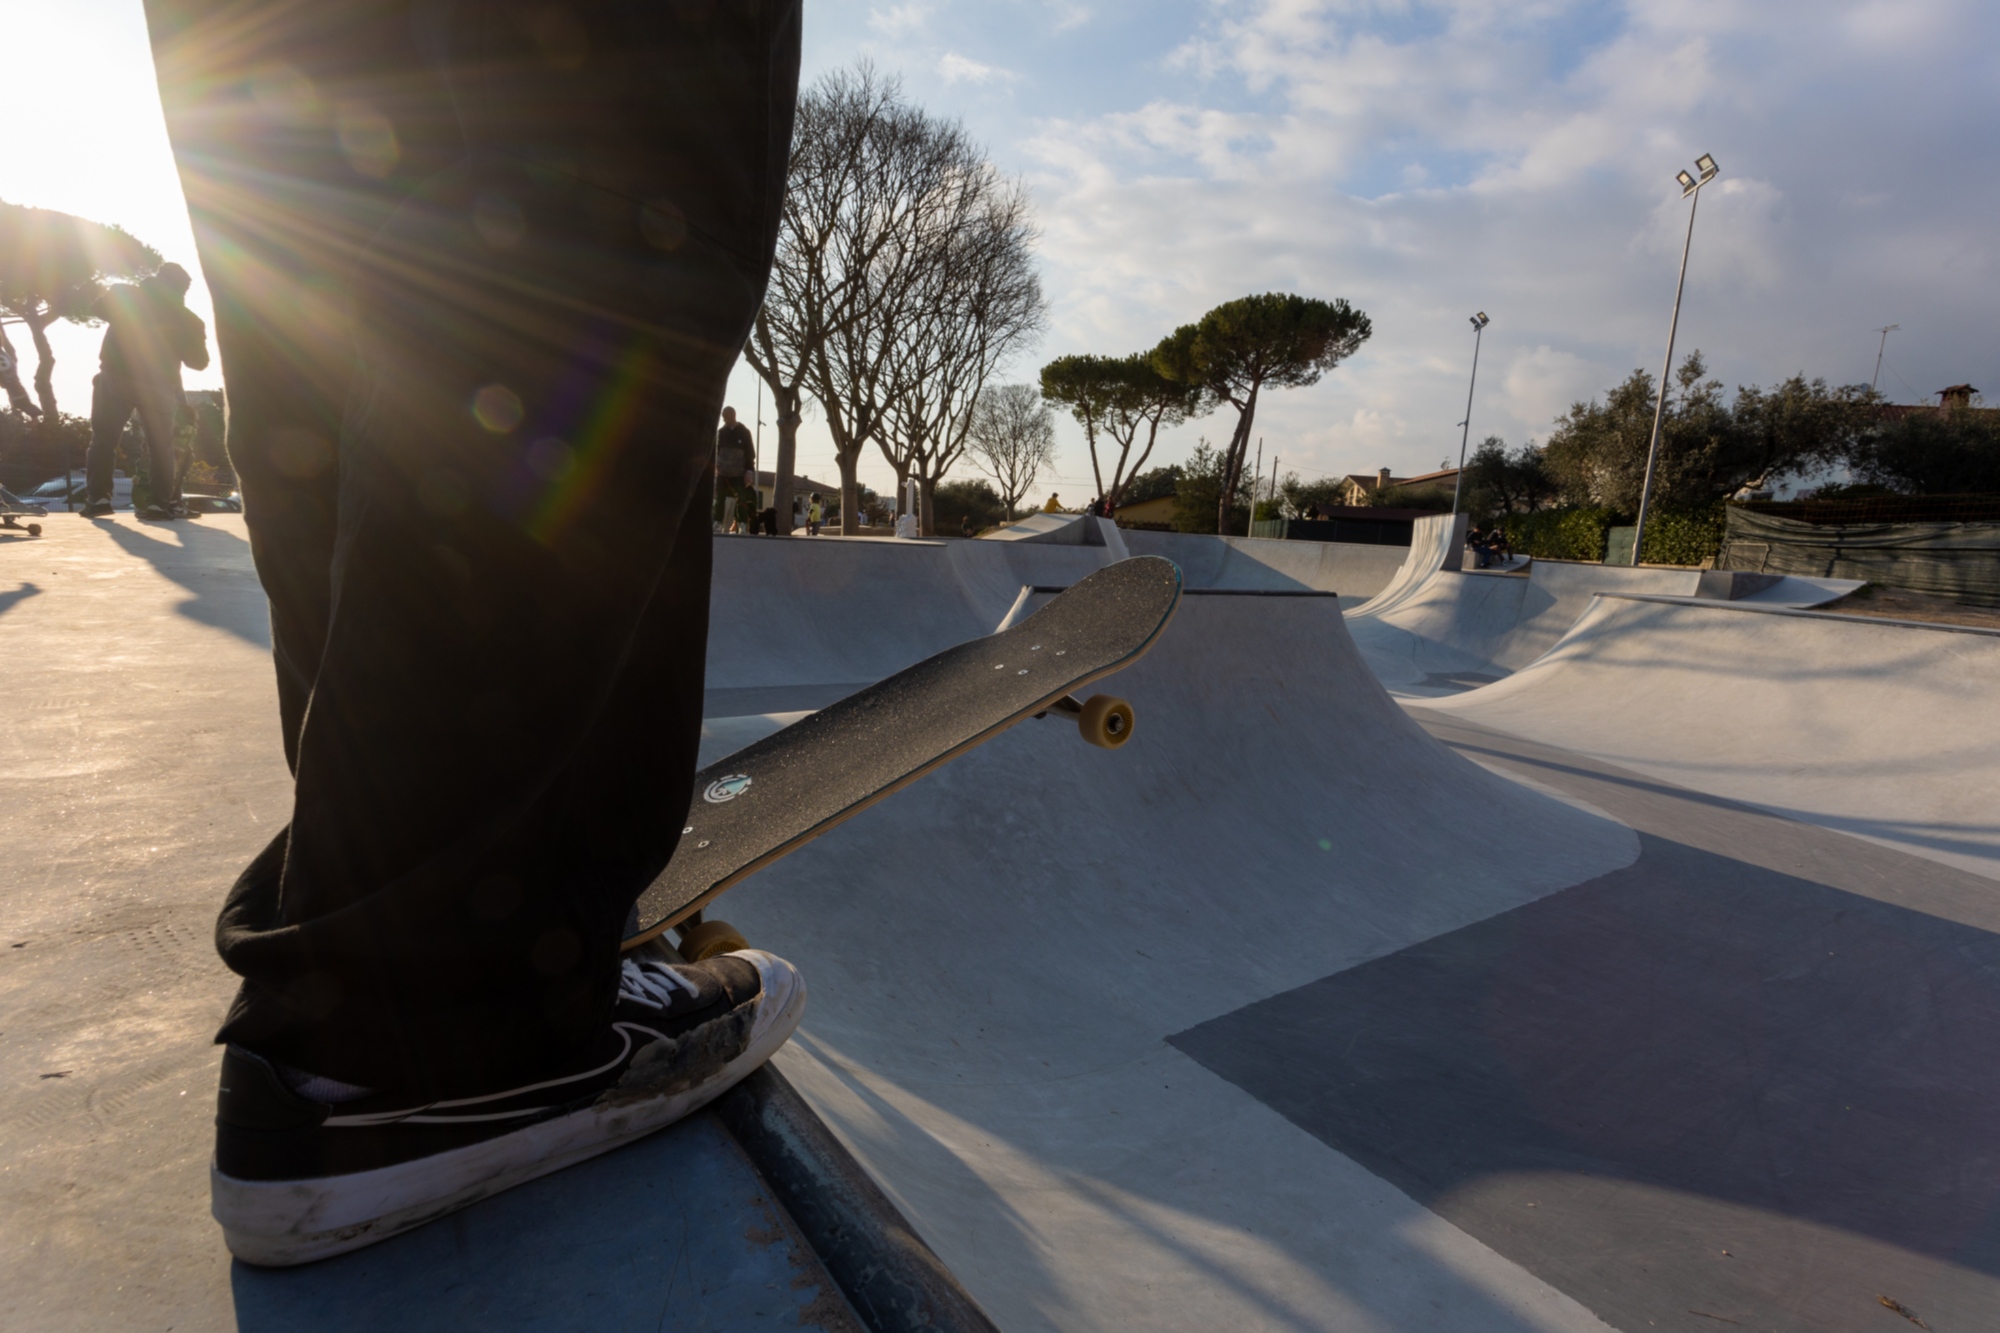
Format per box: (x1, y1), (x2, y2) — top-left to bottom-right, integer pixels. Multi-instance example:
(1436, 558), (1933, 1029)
(25, 472), (132, 511)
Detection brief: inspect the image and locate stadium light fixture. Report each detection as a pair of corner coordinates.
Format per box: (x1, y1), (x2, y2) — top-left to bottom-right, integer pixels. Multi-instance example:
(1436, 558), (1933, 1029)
(1449, 313), (1492, 516)
(1633, 154), (1721, 563)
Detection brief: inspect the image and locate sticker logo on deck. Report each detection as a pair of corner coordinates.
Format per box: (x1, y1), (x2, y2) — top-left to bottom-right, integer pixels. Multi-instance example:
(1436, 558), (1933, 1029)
(704, 774), (753, 804)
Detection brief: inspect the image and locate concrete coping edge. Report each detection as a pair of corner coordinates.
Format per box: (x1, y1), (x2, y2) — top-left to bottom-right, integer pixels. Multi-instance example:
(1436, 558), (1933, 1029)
(1591, 592), (2000, 638)
(713, 1064), (1003, 1333)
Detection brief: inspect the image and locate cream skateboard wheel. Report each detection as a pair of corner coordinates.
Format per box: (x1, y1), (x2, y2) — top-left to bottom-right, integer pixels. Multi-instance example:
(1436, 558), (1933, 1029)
(678, 919), (749, 961)
(1077, 694), (1134, 749)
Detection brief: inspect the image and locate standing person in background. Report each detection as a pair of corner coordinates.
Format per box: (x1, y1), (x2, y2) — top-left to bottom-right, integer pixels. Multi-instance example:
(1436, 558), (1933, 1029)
(84, 262), (210, 519)
(806, 492), (822, 536)
(715, 406), (756, 530)
(1042, 493), (1062, 513)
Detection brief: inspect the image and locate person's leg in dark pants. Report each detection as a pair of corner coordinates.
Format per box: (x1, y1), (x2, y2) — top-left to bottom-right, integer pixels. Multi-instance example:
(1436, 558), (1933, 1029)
(145, 0), (807, 1264)
(86, 372), (136, 507)
(131, 380), (183, 513)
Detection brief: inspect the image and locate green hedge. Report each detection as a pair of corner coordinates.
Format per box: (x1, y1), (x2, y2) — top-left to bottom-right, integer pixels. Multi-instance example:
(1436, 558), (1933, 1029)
(1494, 503), (1724, 566)
(1637, 504), (1725, 567)
(1499, 507), (1617, 562)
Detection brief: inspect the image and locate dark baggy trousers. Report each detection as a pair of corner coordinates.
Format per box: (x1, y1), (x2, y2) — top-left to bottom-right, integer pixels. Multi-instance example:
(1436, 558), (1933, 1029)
(87, 371), (181, 506)
(144, 0), (801, 1098)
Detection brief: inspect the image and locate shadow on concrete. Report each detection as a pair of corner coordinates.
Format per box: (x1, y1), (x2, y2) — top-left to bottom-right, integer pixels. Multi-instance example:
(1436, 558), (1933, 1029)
(229, 1111), (854, 1332)
(93, 517), (271, 649)
(0, 581), (43, 618)
(1174, 832), (2000, 1328)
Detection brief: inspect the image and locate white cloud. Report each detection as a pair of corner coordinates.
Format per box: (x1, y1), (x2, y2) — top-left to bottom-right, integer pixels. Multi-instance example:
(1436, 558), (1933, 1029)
(868, 2), (935, 39)
(939, 51), (1013, 85)
(1049, 4), (1093, 35)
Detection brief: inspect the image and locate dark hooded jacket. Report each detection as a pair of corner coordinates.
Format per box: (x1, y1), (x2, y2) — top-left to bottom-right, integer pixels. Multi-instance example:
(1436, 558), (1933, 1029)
(94, 276), (210, 386)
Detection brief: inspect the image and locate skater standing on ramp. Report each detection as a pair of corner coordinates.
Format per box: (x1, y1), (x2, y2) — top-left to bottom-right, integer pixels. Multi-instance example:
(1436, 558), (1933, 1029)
(716, 405), (757, 530)
(83, 262), (209, 519)
(144, 0), (807, 1265)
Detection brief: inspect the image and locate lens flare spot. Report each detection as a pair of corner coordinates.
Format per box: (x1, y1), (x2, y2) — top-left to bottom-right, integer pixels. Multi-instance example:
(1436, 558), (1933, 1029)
(1317, 838), (1333, 851)
(336, 101), (400, 179)
(640, 199), (688, 251)
(471, 385), (525, 434)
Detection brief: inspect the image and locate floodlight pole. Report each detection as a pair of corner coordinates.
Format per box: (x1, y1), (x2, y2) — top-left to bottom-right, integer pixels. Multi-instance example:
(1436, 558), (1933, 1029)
(1449, 313), (1489, 516)
(1633, 158), (1718, 565)
(1871, 324), (1900, 395)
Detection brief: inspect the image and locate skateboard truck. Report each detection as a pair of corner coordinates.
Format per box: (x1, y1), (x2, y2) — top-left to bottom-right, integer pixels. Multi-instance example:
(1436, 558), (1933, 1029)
(1036, 693), (1135, 750)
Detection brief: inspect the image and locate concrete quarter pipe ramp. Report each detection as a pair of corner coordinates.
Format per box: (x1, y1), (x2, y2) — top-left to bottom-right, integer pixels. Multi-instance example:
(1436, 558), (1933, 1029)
(702, 552), (2000, 1331)
(1419, 595), (2000, 881)
(710, 591), (1642, 1331)
(1344, 514), (1861, 697)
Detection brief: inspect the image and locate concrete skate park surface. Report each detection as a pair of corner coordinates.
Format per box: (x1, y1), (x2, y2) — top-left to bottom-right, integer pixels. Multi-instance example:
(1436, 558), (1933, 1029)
(11, 511), (2000, 1332)
(0, 516), (859, 1332)
(701, 523), (2000, 1330)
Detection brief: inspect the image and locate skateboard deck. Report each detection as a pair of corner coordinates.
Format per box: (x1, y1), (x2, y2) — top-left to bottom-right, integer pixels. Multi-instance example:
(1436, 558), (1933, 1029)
(624, 555), (1183, 953)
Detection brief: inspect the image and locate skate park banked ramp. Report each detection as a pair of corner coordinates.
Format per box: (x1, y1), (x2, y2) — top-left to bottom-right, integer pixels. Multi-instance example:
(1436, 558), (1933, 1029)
(710, 590), (1650, 1330)
(703, 524), (1408, 719)
(1344, 514), (1859, 696)
(700, 545), (2000, 1330)
(1418, 595), (2000, 880)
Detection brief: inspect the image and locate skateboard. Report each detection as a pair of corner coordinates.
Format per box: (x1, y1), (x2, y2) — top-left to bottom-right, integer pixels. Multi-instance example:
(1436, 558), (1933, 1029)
(0, 488), (44, 537)
(624, 554), (1184, 957)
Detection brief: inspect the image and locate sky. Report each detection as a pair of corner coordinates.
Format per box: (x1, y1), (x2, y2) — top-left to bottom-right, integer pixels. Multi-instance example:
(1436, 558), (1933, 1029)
(4, 0), (1996, 503)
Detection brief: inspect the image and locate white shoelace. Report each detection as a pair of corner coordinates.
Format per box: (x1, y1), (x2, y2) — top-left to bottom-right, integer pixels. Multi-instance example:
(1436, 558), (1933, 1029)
(618, 957), (701, 1011)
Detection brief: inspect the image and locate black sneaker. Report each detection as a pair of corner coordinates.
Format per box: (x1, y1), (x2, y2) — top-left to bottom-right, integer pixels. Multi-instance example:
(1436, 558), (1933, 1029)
(211, 949), (805, 1266)
(78, 498), (114, 518)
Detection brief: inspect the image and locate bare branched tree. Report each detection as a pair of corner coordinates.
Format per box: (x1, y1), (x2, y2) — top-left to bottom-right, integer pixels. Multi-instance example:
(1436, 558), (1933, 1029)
(753, 65), (1044, 535)
(967, 383), (1055, 520)
(744, 67), (899, 534)
(872, 168), (1044, 535)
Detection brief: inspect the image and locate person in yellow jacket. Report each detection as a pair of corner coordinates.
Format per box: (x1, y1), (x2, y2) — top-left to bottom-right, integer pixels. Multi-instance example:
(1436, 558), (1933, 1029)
(1041, 493), (1062, 513)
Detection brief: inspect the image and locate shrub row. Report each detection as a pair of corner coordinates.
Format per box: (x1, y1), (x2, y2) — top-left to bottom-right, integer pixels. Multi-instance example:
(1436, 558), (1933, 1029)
(1498, 506), (1617, 562)
(1637, 504), (1726, 567)
(1491, 503), (1725, 567)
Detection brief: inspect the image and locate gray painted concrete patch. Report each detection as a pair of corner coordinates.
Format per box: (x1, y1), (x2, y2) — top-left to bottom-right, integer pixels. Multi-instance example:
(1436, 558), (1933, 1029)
(1173, 717), (2000, 1332)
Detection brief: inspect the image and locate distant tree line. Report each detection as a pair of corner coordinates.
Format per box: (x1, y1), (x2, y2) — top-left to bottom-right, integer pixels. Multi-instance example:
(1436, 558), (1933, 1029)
(1462, 353), (1997, 519)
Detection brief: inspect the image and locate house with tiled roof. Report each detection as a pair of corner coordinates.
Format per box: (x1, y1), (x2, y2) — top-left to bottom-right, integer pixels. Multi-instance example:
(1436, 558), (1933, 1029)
(1335, 465), (1461, 507)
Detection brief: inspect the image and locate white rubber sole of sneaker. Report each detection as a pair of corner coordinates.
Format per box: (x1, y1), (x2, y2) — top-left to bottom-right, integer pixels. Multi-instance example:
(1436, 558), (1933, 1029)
(212, 951), (805, 1267)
